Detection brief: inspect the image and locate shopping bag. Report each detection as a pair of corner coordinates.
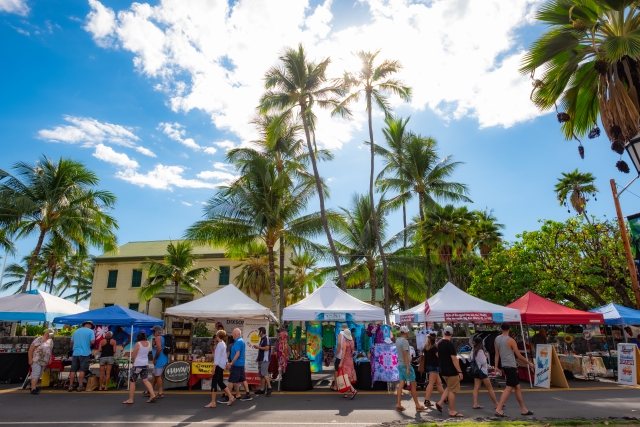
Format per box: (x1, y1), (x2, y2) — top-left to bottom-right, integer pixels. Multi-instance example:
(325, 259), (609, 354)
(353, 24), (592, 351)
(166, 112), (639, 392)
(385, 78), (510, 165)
(418, 355), (425, 373)
(336, 369), (351, 393)
(86, 376), (99, 392)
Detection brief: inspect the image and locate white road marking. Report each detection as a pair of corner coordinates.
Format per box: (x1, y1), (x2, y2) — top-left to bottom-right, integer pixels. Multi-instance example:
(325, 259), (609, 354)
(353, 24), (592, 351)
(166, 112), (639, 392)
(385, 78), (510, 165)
(0, 423), (369, 426)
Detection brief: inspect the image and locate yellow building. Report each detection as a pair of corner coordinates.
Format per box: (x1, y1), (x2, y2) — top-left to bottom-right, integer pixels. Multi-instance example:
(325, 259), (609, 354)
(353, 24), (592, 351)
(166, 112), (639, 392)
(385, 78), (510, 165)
(89, 240), (275, 318)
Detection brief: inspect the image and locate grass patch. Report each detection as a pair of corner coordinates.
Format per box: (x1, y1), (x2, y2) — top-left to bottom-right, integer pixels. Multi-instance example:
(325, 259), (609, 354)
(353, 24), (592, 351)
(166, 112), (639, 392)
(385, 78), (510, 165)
(408, 421), (639, 427)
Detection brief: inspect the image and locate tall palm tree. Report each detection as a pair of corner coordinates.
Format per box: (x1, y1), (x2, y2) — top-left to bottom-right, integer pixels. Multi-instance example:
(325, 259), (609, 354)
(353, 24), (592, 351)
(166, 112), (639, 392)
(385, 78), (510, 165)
(555, 169), (598, 222)
(0, 156), (118, 291)
(335, 50), (411, 322)
(138, 240), (214, 307)
(37, 238), (72, 294)
(287, 250), (322, 298)
(258, 44), (349, 290)
(0, 228), (16, 289)
(521, 0), (640, 170)
(472, 209), (505, 259)
(228, 242), (271, 302)
(1, 255), (40, 293)
(56, 255), (94, 303)
(421, 204), (474, 284)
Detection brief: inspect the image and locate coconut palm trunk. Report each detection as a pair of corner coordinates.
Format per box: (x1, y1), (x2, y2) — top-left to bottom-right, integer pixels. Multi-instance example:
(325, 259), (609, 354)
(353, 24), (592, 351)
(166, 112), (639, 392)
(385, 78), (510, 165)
(299, 101), (346, 290)
(369, 264), (377, 305)
(22, 229), (46, 292)
(267, 243), (278, 314)
(402, 200), (408, 308)
(279, 236), (285, 319)
(173, 279), (179, 307)
(366, 95), (391, 322)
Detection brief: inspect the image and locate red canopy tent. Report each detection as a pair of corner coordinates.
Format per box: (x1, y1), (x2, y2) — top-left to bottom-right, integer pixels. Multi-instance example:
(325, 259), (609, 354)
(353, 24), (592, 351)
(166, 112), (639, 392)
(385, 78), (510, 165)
(507, 292), (604, 324)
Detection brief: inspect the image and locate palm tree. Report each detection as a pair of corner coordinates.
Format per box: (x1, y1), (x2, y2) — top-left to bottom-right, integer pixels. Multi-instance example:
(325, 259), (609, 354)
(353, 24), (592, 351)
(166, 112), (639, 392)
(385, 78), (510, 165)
(287, 250), (322, 298)
(258, 44), (349, 290)
(138, 240), (214, 307)
(0, 228), (16, 289)
(1, 255), (39, 293)
(472, 209), (504, 259)
(335, 50), (411, 322)
(37, 239), (72, 294)
(555, 169), (598, 222)
(56, 255), (94, 303)
(0, 156), (118, 292)
(521, 0), (640, 170)
(421, 204), (474, 284)
(228, 242), (271, 302)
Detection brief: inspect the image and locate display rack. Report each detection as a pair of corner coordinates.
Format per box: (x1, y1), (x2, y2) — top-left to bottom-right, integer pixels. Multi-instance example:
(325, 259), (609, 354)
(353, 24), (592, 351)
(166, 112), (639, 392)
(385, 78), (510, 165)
(171, 319), (193, 362)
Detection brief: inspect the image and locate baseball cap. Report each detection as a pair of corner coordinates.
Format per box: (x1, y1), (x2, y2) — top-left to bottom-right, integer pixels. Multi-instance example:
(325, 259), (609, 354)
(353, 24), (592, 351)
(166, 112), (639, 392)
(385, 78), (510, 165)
(399, 325), (410, 333)
(443, 326), (453, 335)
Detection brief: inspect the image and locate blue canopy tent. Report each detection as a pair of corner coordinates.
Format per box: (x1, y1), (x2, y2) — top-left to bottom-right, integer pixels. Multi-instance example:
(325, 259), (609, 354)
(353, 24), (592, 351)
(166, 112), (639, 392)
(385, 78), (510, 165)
(53, 305), (164, 389)
(590, 303), (640, 325)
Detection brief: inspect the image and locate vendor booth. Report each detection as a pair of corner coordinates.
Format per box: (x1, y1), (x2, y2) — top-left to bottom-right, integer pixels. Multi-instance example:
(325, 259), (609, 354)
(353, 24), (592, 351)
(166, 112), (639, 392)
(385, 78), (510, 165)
(282, 280), (386, 391)
(507, 292), (605, 387)
(165, 284), (277, 389)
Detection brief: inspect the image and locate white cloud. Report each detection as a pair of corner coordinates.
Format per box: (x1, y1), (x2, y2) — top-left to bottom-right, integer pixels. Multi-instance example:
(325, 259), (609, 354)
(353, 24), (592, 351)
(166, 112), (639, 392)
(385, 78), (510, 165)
(213, 162), (232, 171)
(0, 0), (29, 16)
(159, 122), (201, 150)
(84, 0), (116, 47)
(85, 0), (546, 149)
(92, 144), (139, 169)
(38, 115), (157, 157)
(197, 170), (237, 182)
(117, 164), (217, 190)
(203, 147), (217, 155)
(181, 201), (192, 206)
(214, 140), (238, 151)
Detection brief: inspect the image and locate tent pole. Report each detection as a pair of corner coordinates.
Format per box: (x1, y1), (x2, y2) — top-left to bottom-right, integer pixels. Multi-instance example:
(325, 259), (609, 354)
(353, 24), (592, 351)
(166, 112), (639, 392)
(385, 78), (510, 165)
(519, 319), (532, 388)
(128, 324), (133, 391)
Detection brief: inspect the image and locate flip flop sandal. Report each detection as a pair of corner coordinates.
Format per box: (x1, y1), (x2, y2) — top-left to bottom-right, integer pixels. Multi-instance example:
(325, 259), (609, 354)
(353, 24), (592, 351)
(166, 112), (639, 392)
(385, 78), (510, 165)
(521, 410), (534, 416)
(350, 390), (358, 400)
(146, 397), (158, 403)
(156, 393), (165, 398)
(449, 413), (464, 418)
(142, 391), (150, 396)
(343, 394), (349, 398)
(204, 404), (216, 408)
(424, 399), (433, 407)
(396, 405), (406, 412)
(122, 401), (133, 404)
(494, 412), (508, 418)
(473, 406), (484, 409)
(435, 403), (443, 413)
(416, 406), (428, 411)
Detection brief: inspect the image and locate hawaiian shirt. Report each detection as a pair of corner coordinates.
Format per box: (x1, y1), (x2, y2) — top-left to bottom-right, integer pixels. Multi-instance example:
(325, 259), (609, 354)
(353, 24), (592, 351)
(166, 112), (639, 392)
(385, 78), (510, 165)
(31, 337), (53, 366)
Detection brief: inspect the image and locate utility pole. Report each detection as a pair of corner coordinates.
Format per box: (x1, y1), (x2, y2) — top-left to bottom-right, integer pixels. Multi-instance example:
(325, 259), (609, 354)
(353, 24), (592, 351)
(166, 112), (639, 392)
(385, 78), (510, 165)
(610, 179), (640, 310)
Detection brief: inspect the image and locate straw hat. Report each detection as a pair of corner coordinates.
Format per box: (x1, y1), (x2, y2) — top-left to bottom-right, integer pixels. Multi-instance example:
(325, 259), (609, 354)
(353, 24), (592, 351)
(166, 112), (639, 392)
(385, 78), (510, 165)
(341, 329), (353, 341)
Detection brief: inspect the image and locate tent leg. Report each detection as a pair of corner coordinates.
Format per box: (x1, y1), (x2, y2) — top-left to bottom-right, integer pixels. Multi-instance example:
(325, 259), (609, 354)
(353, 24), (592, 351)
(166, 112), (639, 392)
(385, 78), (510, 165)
(519, 319), (532, 388)
(128, 325), (133, 391)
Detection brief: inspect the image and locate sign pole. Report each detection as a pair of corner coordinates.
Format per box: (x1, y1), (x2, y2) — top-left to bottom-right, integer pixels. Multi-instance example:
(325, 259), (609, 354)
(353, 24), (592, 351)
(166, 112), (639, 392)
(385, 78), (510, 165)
(128, 324), (133, 391)
(519, 319), (532, 388)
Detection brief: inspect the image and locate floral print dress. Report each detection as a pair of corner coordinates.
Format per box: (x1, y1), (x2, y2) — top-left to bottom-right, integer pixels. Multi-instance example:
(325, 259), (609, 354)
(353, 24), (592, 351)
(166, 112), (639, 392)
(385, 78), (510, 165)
(340, 338), (356, 383)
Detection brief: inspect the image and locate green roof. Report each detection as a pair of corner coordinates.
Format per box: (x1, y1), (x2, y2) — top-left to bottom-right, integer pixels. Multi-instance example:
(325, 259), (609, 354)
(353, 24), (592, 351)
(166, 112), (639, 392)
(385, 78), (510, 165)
(346, 289), (384, 302)
(95, 240), (226, 263)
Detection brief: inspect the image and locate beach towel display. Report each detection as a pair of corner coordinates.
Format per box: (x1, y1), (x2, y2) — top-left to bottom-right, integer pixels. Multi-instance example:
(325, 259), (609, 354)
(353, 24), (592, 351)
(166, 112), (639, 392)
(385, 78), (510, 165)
(305, 322), (323, 373)
(371, 343), (399, 385)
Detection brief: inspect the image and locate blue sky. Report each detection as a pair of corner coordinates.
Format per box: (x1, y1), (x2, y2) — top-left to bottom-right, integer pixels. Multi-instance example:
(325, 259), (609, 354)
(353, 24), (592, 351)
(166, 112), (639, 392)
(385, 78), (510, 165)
(1, 0), (639, 298)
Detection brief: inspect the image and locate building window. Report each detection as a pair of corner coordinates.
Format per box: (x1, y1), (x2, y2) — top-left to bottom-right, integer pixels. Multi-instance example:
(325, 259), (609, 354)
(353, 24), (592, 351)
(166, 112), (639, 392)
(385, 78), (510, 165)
(107, 270), (118, 288)
(219, 266), (230, 286)
(131, 269), (142, 288)
(128, 303), (139, 312)
(104, 303), (114, 307)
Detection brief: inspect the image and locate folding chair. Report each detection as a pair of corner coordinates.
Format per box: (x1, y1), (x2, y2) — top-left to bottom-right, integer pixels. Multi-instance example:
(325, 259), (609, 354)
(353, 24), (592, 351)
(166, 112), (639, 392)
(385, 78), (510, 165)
(116, 359), (130, 390)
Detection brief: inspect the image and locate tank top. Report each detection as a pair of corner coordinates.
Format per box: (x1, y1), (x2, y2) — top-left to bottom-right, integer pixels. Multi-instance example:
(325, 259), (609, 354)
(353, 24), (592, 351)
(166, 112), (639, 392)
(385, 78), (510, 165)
(134, 341), (150, 367)
(101, 339), (115, 357)
(495, 335), (516, 368)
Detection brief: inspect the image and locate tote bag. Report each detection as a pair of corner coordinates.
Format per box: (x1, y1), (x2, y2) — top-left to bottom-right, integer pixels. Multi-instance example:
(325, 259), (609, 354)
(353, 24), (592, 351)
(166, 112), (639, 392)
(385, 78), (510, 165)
(336, 369), (352, 393)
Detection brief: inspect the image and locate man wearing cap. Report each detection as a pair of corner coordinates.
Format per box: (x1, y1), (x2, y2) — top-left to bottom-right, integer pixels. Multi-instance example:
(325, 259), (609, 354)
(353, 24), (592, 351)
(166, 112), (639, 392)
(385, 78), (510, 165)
(254, 327), (272, 396)
(395, 325), (426, 412)
(435, 326), (464, 418)
(68, 321), (96, 392)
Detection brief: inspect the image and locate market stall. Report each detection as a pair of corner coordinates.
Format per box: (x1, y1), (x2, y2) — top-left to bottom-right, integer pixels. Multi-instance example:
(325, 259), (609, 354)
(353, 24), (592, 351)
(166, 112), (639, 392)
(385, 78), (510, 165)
(0, 289), (87, 322)
(165, 284), (277, 389)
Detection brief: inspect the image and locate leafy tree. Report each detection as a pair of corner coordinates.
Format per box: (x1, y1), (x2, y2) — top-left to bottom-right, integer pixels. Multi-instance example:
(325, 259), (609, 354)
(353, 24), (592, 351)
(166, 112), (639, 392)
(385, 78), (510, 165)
(228, 242), (270, 302)
(521, 0), (640, 170)
(335, 50), (411, 323)
(470, 217), (634, 309)
(555, 169), (598, 222)
(1, 256), (37, 293)
(0, 156), (118, 292)
(56, 255), (94, 303)
(138, 241), (214, 307)
(258, 44), (349, 290)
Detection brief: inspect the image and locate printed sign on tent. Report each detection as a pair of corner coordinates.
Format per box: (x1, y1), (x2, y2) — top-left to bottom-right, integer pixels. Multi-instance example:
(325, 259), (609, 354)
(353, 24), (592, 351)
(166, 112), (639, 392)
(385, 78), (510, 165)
(243, 319), (268, 385)
(618, 343), (640, 386)
(400, 314), (418, 323)
(444, 312), (493, 323)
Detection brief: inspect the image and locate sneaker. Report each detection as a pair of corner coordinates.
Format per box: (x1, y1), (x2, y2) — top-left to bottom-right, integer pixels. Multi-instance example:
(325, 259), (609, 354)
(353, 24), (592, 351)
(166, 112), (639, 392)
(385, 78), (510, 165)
(30, 389), (38, 395)
(239, 393), (253, 401)
(67, 387), (76, 392)
(217, 395), (229, 404)
(254, 389), (265, 395)
(266, 388), (272, 396)
(77, 387), (85, 392)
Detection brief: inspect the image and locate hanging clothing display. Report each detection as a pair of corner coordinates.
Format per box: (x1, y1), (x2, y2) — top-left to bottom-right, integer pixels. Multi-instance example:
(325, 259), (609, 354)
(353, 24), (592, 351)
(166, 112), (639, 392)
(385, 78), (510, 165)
(362, 329), (371, 353)
(322, 324), (335, 348)
(305, 322), (323, 373)
(380, 324), (392, 341)
(415, 328), (429, 351)
(352, 324), (365, 353)
(278, 330), (290, 373)
(323, 347), (335, 367)
(371, 344), (399, 385)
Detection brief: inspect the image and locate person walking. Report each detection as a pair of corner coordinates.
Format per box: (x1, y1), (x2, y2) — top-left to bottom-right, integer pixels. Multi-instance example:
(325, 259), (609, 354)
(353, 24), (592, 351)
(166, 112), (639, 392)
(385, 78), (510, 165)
(435, 326), (464, 418)
(470, 335), (499, 410)
(28, 328), (54, 395)
(494, 322), (535, 417)
(225, 328), (252, 402)
(254, 327), (272, 396)
(150, 325), (168, 398)
(98, 331), (116, 391)
(206, 330), (235, 408)
(337, 328), (357, 400)
(395, 326), (426, 411)
(422, 331), (444, 407)
(332, 323), (348, 391)
(68, 321), (95, 392)
(122, 331), (156, 404)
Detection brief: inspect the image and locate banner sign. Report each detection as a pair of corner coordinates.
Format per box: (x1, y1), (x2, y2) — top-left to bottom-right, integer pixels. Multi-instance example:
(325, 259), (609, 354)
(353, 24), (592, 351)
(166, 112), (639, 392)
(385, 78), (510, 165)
(164, 361), (191, 383)
(400, 314), (418, 323)
(534, 344), (551, 388)
(211, 318), (245, 333)
(444, 312), (493, 323)
(492, 313), (504, 323)
(243, 319), (268, 384)
(314, 312), (349, 321)
(618, 343), (638, 386)
(191, 361), (213, 375)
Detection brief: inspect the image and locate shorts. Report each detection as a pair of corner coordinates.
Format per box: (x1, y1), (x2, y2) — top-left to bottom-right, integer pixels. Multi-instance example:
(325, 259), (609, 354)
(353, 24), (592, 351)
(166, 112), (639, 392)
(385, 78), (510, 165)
(442, 375), (461, 393)
(99, 356), (115, 366)
(398, 365), (416, 382)
(31, 363), (45, 379)
(152, 366), (165, 377)
(475, 371), (488, 380)
(258, 360), (270, 377)
(228, 365), (246, 384)
(70, 355), (91, 373)
(503, 367), (519, 387)
(334, 358), (341, 370)
(425, 366), (439, 373)
(130, 366), (148, 382)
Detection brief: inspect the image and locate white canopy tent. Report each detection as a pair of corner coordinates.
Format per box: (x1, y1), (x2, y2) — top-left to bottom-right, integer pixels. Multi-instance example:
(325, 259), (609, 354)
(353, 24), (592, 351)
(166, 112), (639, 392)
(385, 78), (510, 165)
(282, 280), (385, 321)
(165, 284), (278, 323)
(0, 290), (87, 323)
(395, 282), (521, 323)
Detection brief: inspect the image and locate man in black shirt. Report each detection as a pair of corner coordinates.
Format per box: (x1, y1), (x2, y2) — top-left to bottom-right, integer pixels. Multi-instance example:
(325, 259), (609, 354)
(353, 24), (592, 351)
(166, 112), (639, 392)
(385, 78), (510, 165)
(436, 326), (464, 418)
(254, 327), (272, 396)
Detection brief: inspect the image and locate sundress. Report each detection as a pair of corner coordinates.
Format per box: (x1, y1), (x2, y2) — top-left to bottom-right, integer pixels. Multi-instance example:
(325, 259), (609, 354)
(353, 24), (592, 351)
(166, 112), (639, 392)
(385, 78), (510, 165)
(277, 331), (290, 373)
(340, 339), (357, 383)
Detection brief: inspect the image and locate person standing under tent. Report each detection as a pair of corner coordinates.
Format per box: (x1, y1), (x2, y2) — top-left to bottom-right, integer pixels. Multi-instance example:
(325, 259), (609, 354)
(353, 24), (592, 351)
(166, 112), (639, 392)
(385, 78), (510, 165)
(395, 326), (426, 411)
(122, 331), (157, 404)
(435, 326), (464, 418)
(494, 322), (535, 418)
(206, 330), (235, 408)
(113, 326), (130, 358)
(470, 335), (499, 410)
(150, 325), (167, 398)
(254, 327), (272, 396)
(422, 332), (444, 408)
(224, 328), (252, 402)
(68, 321), (95, 392)
(98, 331), (116, 391)
(28, 328), (54, 395)
(332, 323), (348, 391)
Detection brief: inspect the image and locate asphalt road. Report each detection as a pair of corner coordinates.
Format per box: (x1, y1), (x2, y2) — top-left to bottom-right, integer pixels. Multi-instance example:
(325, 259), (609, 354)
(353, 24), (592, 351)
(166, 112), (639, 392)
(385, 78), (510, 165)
(1, 387), (640, 426)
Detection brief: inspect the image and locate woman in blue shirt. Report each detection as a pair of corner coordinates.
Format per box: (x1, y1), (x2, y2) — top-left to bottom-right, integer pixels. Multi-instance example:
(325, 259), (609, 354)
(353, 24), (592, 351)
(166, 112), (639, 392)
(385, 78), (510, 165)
(149, 325), (168, 398)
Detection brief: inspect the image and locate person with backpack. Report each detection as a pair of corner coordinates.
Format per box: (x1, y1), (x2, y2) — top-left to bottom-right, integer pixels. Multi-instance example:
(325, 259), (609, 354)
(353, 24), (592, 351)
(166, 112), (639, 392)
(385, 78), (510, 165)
(148, 325), (168, 398)
(254, 327), (272, 396)
(470, 335), (499, 410)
